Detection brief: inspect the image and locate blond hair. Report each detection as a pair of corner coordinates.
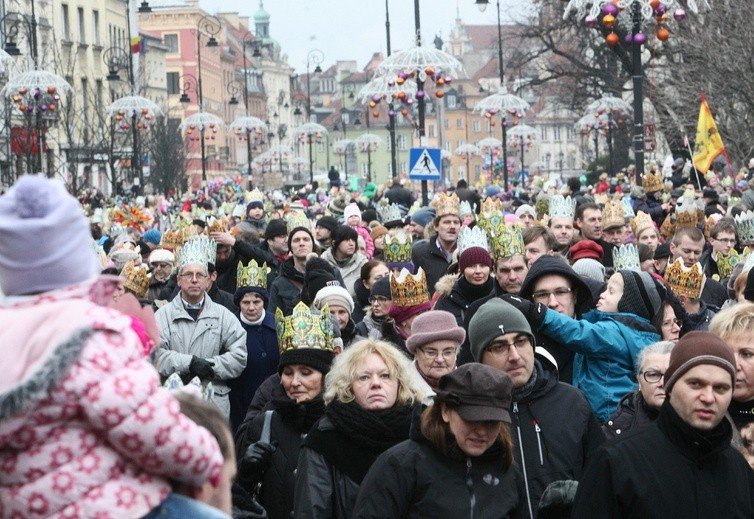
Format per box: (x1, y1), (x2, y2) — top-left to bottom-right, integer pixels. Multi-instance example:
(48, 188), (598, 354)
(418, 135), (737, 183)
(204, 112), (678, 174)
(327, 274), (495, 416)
(710, 301), (754, 340)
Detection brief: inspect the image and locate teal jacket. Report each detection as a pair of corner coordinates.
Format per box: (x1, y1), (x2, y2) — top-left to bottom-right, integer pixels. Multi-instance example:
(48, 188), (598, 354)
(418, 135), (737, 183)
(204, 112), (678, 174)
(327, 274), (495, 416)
(539, 309), (659, 421)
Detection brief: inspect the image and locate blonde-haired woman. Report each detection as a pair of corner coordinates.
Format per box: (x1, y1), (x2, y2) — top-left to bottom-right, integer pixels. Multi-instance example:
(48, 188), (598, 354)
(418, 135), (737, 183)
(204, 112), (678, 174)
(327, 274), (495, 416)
(293, 339), (424, 518)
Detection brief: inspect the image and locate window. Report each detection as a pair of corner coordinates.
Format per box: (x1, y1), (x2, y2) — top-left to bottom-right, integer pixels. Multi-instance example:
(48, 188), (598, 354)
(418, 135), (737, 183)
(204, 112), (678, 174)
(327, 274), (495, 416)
(95, 80), (103, 110)
(540, 126), (548, 140)
(317, 141), (325, 153)
(473, 120), (481, 132)
(428, 124), (435, 138)
(167, 72), (180, 95)
(398, 134), (407, 151)
(61, 5), (70, 40)
(78, 7), (85, 43)
(92, 10), (100, 45)
(443, 118), (449, 130)
(456, 118), (464, 129)
(81, 78), (89, 116)
(554, 126), (561, 141)
(444, 142), (451, 153)
(164, 34), (178, 53)
(447, 95), (457, 109)
(567, 127), (574, 140)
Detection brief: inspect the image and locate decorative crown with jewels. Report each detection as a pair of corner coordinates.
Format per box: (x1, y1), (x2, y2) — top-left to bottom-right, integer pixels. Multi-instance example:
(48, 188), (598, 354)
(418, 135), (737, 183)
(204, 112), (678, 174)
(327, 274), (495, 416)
(457, 226), (489, 255)
(663, 258), (705, 299)
(621, 196), (635, 219)
(612, 244), (641, 272)
(659, 215), (676, 241)
(630, 211), (654, 238)
(178, 236), (216, 270)
(377, 202), (403, 224)
(714, 247), (748, 280)
(460, 200), (476, 217)
(390, 267), (430, 307)
(432, 192), (461, 218)
(121, 259), (150, 298)
(641, 169), (663, 193)
(602, 199), (626, 230)
(477, 210), (505, 237)
(207, 215), (230, 234)
(480, 197), (503, 214)
(237, 259), (271, 289)
(383, 231), (413, 264)
(548, 195), (576, 220)
(489, 223), (524, 260)
(276, 301), (335, 353)
(675, 199), (698, 228)
(735, 210), (754, 245)
(286, 211), (311, 234)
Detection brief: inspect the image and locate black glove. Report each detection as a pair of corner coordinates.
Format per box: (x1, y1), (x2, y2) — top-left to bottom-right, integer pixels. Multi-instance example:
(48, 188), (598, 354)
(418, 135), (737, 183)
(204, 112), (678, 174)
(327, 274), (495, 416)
(238, 441), (276, 485)
(501, 294), (547, 326)
(188, 356), (215, 379)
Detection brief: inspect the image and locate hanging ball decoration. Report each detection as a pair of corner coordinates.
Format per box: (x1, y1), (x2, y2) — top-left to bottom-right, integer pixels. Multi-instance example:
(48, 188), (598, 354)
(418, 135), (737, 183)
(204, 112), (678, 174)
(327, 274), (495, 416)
(371, 94), (381, 104)
(602, 3), (618, 16)
(602, 14), (616, 28)
(654, 4), (667, 16)
(633, 32), (647, 45)
(401, 109), (408, 116)
(424, 66), (434, 76)
(388, 110), (395, 117)
(673, 8), (686, 21)
(624, 33), (633, 44)
(436, 90), (444, 98)
(606, 32), (620, 46)
(585, 15), (598, 28)
(436, 78), (445, 86)
(369, 101), (376, 108)
(372, 110), (379, 118)
(396, 76), (405, 85)
(415, 90), (426, 100)
(657, 27), (670, 41)
(650, 0), (661, 9)
(387, 79), (395, 87)
(47, 86), (57, 95)
(18, 87), (28, 95)
(444, 76), (452, 84)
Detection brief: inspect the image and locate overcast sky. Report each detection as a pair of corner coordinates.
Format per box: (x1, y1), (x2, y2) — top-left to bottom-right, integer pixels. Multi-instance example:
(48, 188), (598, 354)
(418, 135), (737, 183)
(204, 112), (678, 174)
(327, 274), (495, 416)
(201, 0), (533, 74)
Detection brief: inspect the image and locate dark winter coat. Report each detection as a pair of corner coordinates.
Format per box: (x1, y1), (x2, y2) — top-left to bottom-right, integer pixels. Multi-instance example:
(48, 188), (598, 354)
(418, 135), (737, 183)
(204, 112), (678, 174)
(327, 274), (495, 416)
(700, 277), (728, 309)
(227, 310), (280, 432)
(384, 185), (412, 209)
(572, 402), (754, 518)
(411, 237), (453, 296)
(602, 390), (659, 439)
(269, 259), (305, 316)
(351, 278), (369, 324)
(434, 275), (495, 328)
(631, 195), (665, 225)
(215, 240), (280, 295)
(235, 373), (280, 452)
(684, 300), (717, 332)
(510, 361), (605, 515)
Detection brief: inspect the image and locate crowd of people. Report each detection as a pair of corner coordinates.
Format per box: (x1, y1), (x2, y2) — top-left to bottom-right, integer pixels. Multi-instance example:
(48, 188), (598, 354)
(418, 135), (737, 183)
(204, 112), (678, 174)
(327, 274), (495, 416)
(2, 159), (754, 518)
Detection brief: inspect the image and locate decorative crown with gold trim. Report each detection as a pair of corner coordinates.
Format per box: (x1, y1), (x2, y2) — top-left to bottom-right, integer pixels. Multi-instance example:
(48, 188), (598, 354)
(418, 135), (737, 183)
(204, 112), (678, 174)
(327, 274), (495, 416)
(275, 301), (335, 353)
(480, 197), (503, 214)
(659, 215), (676, 241)
(207, 216), (230, 234)
(477, 210), (505, 236)
(432, 192), (461, 218)
(377, 202), (403, 224)
(407, 200), (422, 216)
(612, 244), (641, 272)
(735, 210), (754, 245)
(490, 223), (524, 260)
(714, 247), (748, 280)
(383, 231), (413, 264)
(630, 211), (654, 238)
(245, 188), (264, 204)
(602, 200), (626, 230)
(178, 236), (216, 270)
(237, 259), (271, 289)
(121, 259), (150, 299)
(663, 258), (705, 299)
(704, 214), (722, 240)
(390, 267), (430, 307)
(675, 199), (698, 228)
(457, 226), (489, 255)
(548, 195), (576, 220)
(641, 170), (663, 193)
(286, 211), (311, 234)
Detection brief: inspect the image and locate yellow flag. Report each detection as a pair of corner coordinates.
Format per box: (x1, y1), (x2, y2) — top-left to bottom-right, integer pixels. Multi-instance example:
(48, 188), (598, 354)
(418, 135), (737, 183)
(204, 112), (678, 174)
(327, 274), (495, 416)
(692, 95), (724, 174)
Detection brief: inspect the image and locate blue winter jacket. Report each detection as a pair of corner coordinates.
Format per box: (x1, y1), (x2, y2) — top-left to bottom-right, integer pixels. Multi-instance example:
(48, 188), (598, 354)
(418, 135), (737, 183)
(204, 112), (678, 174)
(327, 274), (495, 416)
(539, 309), (660, 421)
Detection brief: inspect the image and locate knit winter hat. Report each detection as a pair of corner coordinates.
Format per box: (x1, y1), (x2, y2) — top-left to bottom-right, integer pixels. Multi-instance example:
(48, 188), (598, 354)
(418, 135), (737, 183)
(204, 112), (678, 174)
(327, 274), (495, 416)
(302, 268), (341, 306)
(468, 298), (535, 363)
(265, 218), (288, 239)
(233, 285), (270, 307)
(617, 270), (664, 321)
(572, 258), (606, 283)
(0, 175), (100, 296)
(315, 215), (339, 233)
(331, 225), (359, 251)
(312, 285), (354, 315)
(344, 203), (362, 221)
(278, 343), (335, 376)
(370, 225), (389, 242)
(370, 276), (392, 299)
(410, 208), (435, 228)
(287, 227), (314, 251)
(405, 310), (466, 355)
(142, 228), (162, 245)
(663, 331), (736, 393)
(459, 246), (493, 273)
(514, 204), (536, 219)
(246, 200), (264, 213)
(570, 239), (604, 262)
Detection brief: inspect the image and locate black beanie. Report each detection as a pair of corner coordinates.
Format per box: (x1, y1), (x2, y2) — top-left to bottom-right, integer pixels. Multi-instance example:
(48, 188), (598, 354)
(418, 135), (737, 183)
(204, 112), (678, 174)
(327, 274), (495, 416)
(315, 215), (339, 232)
(331, 225), (359, 251)
(288, 227), (314, 251)
(370, 276), (392, 299)
(246, 200), (264, 214)
(302, 269), (342, 306)
(278, 348), (334, 376)
(618, 270), (663, 322)
(744, 269), (754, 303)
(265, 218), (288, 239)
(233, 286), (269, 307)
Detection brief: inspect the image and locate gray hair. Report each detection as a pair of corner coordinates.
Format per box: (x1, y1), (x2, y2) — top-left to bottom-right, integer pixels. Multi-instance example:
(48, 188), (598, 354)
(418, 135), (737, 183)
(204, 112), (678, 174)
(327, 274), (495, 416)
(636, 341), (675, 376)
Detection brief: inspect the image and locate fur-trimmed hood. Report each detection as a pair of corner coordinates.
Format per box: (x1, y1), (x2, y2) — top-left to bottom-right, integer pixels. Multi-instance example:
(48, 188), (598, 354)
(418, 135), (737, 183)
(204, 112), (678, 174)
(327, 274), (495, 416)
(433, 273), (460, 299)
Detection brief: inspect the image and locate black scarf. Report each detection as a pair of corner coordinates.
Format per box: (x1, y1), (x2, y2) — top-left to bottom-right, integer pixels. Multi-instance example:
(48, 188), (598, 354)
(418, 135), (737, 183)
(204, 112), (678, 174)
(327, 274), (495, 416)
(512, 358), (540, 403)
(657, 399), (732, 463)
(271, 392), (326, 433)
(304, 400), (415, 483)
(458, 275), (494, 303)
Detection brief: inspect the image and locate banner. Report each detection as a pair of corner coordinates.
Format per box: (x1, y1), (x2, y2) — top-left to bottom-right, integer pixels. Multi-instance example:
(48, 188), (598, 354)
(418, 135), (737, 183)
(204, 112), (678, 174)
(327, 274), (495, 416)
(692, 94), (725, 174)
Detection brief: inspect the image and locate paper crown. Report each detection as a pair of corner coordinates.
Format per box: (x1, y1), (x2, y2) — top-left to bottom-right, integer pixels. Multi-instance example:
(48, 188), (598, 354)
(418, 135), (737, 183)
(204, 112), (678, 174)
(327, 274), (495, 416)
(207, 216), (230, 234)
(460, 200), (476, 217)
(630, 211), (654, 238)
(390, 267), (430, 307)
(664, 258), (705, 299)
(161, 225), (197, 250)
(432, 192), (461, 218)
(276, 301), (335, 353)
(603, 200), (625, 230)
(621, 196), (635, 219)
(407, 200), (422, 216)
(287, 211), (311, 234)
(675, 199), (698, 228)
(121, 259), (150, 298)
(383, 231), (413, 264)
(480, 197), (503, 214)
(659, 215), (676, 241)
(476, 210), (505, 237)
(490, 223), (525, 260)
(704, 214), (722, 240)
(735, 210), (754, 245)
(641, 170), (663, 192)
(457, 226), (489, 255)
(163, 373), (214, 402)
(245, 188), (264, 203)
(548, 195), (576, 220)
(377, 202), (403, 224)
(714, 247), (748, 280)
(178, 236), (216, 269)
(612, 244), (641, 272)
(237, 259), (271, 289)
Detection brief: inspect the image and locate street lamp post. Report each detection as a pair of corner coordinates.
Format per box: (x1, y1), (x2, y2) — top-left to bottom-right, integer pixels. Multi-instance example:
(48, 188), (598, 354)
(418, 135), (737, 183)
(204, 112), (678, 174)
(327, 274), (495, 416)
(304, 49), (324, 184)
(194, 14), (221, 185)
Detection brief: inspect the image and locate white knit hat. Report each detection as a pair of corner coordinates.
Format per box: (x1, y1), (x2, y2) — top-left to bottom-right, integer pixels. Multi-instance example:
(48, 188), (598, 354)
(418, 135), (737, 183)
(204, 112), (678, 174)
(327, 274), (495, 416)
(344, 203), (361, 221)
(312, 285), (354, 315)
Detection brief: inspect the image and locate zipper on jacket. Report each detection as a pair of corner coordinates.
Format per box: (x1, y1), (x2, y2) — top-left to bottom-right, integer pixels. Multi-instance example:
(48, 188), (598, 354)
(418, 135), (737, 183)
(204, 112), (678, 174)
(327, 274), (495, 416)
(513, 402), (535, 519)
(533, 420), (544, 466)
(466, 458), (475, 519)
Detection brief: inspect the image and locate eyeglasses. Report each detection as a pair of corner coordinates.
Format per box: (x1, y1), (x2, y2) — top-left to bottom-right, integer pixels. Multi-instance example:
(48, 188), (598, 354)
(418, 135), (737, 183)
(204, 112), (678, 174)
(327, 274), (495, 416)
(178, 272), (209, 281)
(419, 347), (457, 359)
(714, 238), (736, 244)
(661, 318), (681, 328)
(485, 336), (531, 355)
(641, 370), (665, 384)
(532, 287), (572, 303)
(369, 296), (389, 304)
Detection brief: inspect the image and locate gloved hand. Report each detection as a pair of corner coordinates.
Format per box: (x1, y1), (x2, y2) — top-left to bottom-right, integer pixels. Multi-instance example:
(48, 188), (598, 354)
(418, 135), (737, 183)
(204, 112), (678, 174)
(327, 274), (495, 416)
(189, 356), (215, 379)
(238, 441), (276, 485)
(501, 294), (547, 327)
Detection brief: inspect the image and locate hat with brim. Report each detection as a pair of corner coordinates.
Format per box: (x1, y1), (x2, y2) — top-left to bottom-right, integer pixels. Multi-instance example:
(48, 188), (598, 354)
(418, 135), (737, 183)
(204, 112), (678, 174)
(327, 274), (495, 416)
(435, 364), (513, 423)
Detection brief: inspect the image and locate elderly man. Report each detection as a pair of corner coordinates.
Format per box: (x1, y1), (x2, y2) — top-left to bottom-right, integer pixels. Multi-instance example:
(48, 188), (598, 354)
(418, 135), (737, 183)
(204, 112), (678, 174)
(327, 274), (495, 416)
(146, 248), (175, 303)
(572, 332), (754, 517)
(156, 237), (247, 417)
(469, 298), (604, 518)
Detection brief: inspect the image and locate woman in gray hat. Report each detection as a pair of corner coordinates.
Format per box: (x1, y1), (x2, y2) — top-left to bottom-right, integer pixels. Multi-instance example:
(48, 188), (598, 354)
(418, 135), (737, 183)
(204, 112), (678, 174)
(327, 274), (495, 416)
(353, 364), (527, 518)
(405, 310), (465, 396)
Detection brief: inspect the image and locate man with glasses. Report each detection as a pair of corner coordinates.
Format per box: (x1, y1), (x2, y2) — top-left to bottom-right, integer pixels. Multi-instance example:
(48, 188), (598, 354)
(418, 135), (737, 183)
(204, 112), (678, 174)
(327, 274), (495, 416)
(156, 237), (247, 418)
(604, 341), (674, 438)
(468, 298), (604, 517)
(700, 218), (738, 282)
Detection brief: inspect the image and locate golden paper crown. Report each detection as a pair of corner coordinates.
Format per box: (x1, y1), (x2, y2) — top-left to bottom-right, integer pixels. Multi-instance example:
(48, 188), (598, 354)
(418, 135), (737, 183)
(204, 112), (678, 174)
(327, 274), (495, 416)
(490, 223), (524, 260)
(121, 259), (150, 299)
(675, 199), (698, 228)
(612, 244), (641, 272)
(603, 200), (625, 230)
(383, 232), (413, 264)
(663, 258), (705, 299)
(161, 224), (197, 250)
(630, 211), (654, 238)
(548, 195), (576, 220)
(275, 301), (335, 353)
(714, 247), (748, 280)
(457, 226), (489, 255)
(659, 215), (676, 241)
(286, 211), (311, 234)
(245, 188), (264, 203)
(480, 197), (502, 214)
(237, 259), (271, 289)
(641, 170), (663, 192)
(476, 210), (505, 237)
(432, 192), (461, 218)
(207, 216), (230, 234)
(390, 267), (430, 307)
(704, 214), (721, 240)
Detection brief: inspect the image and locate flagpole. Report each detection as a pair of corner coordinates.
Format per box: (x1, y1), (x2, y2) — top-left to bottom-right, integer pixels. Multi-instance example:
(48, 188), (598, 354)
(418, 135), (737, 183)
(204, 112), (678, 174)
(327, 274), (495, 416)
(722, 149), (734, 181)
(684, 136), (702, 191)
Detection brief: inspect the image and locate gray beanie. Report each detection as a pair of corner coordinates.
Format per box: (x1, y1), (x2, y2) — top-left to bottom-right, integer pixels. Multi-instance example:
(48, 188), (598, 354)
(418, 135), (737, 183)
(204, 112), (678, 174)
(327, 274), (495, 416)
(468, 298), (534, 362)
(0, 175), (100, 296)
(617, 270), (663, 322)
(572, 258), (606, 283)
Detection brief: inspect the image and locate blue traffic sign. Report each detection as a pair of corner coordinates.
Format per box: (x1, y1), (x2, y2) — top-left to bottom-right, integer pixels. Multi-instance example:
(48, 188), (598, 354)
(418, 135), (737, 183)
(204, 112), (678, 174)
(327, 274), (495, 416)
(409, 147), (441, 180)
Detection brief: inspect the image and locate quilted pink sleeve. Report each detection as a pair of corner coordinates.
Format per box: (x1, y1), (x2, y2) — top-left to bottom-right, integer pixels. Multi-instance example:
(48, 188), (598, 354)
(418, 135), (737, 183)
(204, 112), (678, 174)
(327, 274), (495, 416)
(60, 328), (224, 488)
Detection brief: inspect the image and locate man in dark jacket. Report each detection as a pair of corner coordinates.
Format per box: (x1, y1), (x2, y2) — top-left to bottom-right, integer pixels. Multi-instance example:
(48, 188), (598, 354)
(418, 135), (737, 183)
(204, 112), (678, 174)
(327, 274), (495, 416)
(383, 177), (412, 209)
(469, 298), (605, 518)
(411, 206), (460, 295)
(268, 226), (314, 316)
(572, 332), (754, 517)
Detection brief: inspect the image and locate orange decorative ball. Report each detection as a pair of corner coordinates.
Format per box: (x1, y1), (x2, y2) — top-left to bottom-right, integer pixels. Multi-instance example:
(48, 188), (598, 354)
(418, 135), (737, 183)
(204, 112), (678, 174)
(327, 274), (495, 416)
(435, 90), (444, 98)
(657, 27), (670, 41)
(606, 32), (620, 46)
(401, 109), (408, 116)
(372, 110), (379, 118)
(603, 14), (615, 28)
(650, 0), (661, 9)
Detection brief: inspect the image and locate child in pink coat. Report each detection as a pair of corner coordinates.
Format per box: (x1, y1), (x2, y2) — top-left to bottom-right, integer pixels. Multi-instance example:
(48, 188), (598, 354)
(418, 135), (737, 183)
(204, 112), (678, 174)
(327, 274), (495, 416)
(344, 202), (374, 258)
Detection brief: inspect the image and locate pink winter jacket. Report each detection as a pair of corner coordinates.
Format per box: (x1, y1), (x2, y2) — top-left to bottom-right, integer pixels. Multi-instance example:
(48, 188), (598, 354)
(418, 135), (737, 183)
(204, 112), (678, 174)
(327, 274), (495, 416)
(352, 224), (375, 259)
(0, 277), (224, 518)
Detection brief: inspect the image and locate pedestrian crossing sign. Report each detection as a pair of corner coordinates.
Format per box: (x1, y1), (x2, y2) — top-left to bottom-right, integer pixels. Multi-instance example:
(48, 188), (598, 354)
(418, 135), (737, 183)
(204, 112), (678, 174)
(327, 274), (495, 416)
(409, 147), (441, 180)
